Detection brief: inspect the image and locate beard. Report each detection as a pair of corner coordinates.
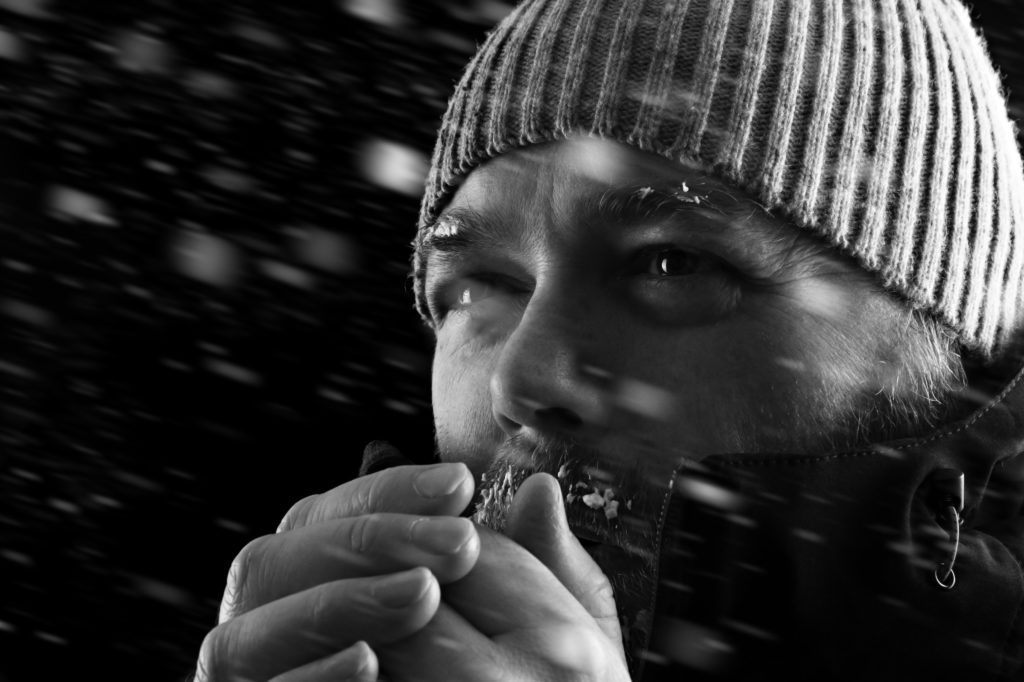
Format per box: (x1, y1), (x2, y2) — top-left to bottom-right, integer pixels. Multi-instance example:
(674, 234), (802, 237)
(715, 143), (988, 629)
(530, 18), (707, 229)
(468, 432), (666, 556)
(459, 432), (672, 659)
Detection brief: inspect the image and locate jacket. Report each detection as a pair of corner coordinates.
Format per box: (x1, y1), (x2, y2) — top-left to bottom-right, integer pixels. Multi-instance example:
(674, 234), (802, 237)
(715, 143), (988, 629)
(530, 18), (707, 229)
(633, 349), (1024, 681)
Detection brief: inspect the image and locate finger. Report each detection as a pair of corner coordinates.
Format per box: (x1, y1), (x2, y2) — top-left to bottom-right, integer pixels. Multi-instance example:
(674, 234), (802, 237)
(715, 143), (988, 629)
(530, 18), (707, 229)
(269, 641), (378, 682)
(441, 526), (594, 637)
(504, 473), (624, 647)
(377, 604), (504, 682)
(277, 463), (474, 532)
(220, 514), (479, 621)
(198, 568), (437, 682)
(379, 602), (616, 682)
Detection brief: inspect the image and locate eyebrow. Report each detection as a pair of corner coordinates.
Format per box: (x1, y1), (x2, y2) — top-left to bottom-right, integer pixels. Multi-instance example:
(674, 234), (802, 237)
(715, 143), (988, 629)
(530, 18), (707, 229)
(420, 208), (511, 264)
(420, 184), (744, 267)
(588, 184), (732, 228)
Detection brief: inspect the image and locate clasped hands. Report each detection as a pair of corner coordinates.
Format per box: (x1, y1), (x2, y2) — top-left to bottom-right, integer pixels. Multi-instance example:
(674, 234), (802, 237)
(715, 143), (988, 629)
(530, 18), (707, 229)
(195, 462), (630, 682)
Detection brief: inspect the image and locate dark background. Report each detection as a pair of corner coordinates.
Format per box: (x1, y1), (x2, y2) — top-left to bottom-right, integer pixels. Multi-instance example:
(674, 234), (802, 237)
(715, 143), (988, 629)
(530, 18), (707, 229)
(0, 1), (1021, 680)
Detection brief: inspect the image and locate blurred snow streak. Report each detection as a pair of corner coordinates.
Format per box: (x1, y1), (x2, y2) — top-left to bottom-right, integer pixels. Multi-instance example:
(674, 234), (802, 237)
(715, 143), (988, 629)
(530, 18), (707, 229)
(341, 0), (406, 27)
(170, 231), (243, 287)
(360, 139), (429, 196)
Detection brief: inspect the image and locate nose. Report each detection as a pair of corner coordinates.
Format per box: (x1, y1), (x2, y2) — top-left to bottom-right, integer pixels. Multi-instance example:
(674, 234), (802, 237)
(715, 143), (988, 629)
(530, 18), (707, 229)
(489, 289), (610, 439)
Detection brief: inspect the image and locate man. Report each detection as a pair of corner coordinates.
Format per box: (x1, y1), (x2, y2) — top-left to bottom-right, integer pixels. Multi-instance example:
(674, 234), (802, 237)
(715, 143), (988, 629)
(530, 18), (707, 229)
(196, 0), (1024, 680)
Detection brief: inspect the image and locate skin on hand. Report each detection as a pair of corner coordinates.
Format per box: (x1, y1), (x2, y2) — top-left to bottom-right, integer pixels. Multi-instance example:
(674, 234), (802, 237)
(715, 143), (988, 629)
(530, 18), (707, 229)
(377, 473), (630, 682)
(196, 463), (477, 682)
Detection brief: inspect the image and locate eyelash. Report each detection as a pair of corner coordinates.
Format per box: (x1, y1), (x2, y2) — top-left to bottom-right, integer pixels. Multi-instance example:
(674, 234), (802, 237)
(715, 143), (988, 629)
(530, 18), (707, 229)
(626, 245), (711, 278)
(430, 246), (723, 323)
(431, 273), (512, 319)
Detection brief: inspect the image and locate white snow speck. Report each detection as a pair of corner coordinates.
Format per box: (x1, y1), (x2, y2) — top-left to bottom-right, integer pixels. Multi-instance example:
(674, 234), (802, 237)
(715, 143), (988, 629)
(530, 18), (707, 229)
(3, 259), (33, 273)
(447, 0), (515, 24)
(293, 228), (361, 274)
(0, 0), (51, 18)
(259, 260), (314, 289)
(340, 0), (406, 27)
(2, 299), (51, 326)
(202, 165), (254, 193)
(792, 528), (824, 543)
(35, 631), (67, 645)
(774, 357), (806, 372)
(384, 399), (417, 415)
(0, 28), (27, 61)
(675, 478), (744, 511)
(185, 71), (239, 99)
(318, 387), (352, 404)
(47, 186), (117, 225)
(144, 158), (176, 174)
(204, 359), (263, 386)
(231, 22), (287, 49)
(614, 377), (674, 420)
(114, 30), (172, 74)
(0, 360), (35, 379)
(1, 550), (32, 566)
(582, 489), (606, 509)
(360, 139), (429, 196)
(170, 231), (243, 287)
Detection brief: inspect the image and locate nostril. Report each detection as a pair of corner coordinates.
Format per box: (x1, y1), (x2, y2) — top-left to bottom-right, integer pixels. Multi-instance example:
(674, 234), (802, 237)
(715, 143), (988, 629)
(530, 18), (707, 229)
(536, 406), (583, 430)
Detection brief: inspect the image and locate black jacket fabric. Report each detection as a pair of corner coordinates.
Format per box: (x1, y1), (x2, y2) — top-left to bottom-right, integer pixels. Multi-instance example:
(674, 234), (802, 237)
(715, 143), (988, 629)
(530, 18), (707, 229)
(635, 353), (1024, 681)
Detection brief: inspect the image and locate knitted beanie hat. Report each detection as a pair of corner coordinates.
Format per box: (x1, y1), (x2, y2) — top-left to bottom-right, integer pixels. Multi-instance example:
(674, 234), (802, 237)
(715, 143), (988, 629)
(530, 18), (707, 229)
(414, 0), (1024, 356)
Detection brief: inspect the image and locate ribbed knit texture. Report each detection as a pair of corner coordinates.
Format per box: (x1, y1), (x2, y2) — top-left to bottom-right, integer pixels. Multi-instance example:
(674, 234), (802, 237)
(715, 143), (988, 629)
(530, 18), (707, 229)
(414, 0), (1024, 356)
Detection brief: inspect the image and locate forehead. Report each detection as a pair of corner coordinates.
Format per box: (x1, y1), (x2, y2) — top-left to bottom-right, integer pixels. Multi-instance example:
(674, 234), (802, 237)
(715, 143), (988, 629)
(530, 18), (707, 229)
(445, 138), (724, 214)
(427, 137), (805, 257)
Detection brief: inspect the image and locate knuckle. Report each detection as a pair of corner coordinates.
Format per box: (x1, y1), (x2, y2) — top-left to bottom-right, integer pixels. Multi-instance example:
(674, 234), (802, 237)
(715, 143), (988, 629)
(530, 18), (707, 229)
(307, 582), (338, 631)
(352, 471), (387, 515)
(276, 493), (319, 532)
(346, 513), (384, 553)
(196, 624), (234, 682)
(354, 477), (376, 514)
(579, 570), (618, 620)
(219, 537), (268, 622)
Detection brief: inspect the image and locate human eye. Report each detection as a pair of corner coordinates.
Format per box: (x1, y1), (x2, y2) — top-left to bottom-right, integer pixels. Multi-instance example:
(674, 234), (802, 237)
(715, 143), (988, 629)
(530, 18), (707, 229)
(451, 276), (499, 309)
(428, 272), (522, 325)
(627, 245), (717, 279)
(620, 244), (740, 322)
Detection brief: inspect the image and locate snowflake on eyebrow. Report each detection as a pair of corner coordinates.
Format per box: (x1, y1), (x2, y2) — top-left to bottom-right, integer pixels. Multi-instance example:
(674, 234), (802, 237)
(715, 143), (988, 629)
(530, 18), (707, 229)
(670, 180), (708, 206)
(426, 214), (464, 240)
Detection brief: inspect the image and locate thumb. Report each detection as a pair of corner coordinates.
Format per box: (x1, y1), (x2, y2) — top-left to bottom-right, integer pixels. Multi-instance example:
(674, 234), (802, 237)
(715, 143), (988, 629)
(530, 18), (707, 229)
(505, 473), (623, 648)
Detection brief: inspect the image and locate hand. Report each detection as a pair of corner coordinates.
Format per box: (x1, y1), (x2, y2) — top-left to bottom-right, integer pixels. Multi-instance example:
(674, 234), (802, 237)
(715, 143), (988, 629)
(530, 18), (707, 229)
(378, 473), (630, 682)
(194, 461), (480, 682)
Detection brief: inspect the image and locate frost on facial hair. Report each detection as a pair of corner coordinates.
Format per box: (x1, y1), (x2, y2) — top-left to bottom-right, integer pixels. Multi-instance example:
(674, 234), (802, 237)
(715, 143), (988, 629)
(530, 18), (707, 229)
(472, 460), (636, 533)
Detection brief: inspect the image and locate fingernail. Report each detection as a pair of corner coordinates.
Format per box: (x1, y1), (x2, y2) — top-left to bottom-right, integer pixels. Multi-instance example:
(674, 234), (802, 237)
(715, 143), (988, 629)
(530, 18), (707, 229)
(370, 568), (430, 608)
(323, 641), (371, 680)
(414, 463), (467, 499)
(410, 517), (475, 555)
(336, 641), (373, 680)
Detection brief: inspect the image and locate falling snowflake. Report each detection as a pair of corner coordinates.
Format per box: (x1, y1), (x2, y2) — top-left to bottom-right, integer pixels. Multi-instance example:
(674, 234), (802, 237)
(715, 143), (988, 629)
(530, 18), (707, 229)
(360, 139), (429, 196)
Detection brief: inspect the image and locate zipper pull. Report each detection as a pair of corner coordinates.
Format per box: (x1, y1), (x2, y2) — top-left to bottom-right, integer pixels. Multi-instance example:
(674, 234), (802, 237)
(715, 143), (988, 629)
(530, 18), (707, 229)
(927, 468), (964, 590)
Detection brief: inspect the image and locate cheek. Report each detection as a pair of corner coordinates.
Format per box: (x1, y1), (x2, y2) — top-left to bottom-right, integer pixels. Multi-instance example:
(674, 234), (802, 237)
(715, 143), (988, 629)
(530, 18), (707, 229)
(622, 318), (850, 455)
(431, 331), (501, 471)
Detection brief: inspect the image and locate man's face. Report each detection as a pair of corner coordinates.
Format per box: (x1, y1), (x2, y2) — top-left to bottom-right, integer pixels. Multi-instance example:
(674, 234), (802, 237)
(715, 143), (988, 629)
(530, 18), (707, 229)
(422, 138), (917, 534)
